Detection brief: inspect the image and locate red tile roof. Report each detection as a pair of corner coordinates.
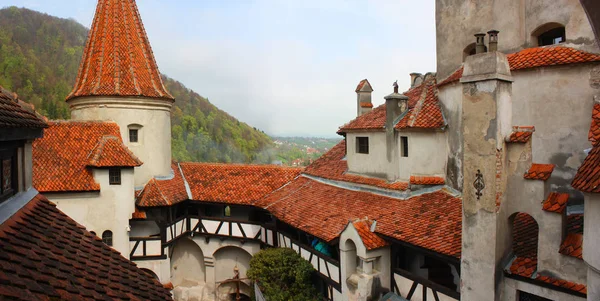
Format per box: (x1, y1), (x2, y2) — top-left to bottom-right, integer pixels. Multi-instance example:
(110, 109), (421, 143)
(32, 121), (140, 192)
(523, 163), (555, 181)
(437, 46), (600, 87)
(508, 126), (535, 143)
(87, 136), (142, 167)
(567, 214), (584, 234)
(542, 192), (569, 213)
(132, 207), (147, 220)
(356, 79), (373, 92)
(258, 176), (462, 258)
(136, 163), (188, 207)
(0, 86), (47, 129)
(339, 76), (446, 133)
(559, 233), (583, 260)
(181, 163), (302, 206)
(536, 274), (587, 295)
(67, 0), (173, 101)
(0, 193), (172, 300)
(410, 176), (445, 186)
(352, 219), (389, 250)
(589, 103), (600, 146)
(572, 146), (600, 193)
(303, 141), (409, 191)
(509, 46), (600, 71)
(508, 213), (539, 278)
(360, 102), (373, 108)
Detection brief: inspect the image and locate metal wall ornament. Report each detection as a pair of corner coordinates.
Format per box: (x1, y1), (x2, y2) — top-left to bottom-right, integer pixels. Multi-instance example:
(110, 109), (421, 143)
(473, 169), (485, 200)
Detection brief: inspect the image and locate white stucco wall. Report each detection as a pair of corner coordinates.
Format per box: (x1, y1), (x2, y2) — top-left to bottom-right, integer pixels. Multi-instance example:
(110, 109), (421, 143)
(68, 96), (172, 187)
(584, 193), (600, 301)
(438, 84), (464, 190)
(501, 277), (585, 301)
(346, 131), (447, 182)
(48, 168), (135, 256)
(397, 131), (447, 181)
(346, 132), (396, 180)
(136, 259), (171, 284)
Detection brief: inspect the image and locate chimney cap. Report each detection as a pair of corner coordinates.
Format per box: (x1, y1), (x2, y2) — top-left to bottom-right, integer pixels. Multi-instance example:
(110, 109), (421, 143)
(487, 29), (500, 35)
(356, 79), (373, 92)
(475, 33), (486, 37)
(384, 93), (409, 101)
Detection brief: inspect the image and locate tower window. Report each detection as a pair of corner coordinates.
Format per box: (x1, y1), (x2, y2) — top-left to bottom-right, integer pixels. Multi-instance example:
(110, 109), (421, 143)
(0, 150), (17, 203)
(224, 206), (231, 217)
(401, 136), (409, 157)
(102, 230), (113, 246)
(129, 129), (138, 143)
(356, 137), (369, 154)
(532, 23), (566, 46)
(109, 168), (121, 185)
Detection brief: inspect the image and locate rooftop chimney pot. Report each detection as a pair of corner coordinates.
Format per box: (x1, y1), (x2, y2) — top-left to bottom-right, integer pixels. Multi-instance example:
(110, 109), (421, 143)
(488, 30), (499, 52)
(475, 33), (487, 54)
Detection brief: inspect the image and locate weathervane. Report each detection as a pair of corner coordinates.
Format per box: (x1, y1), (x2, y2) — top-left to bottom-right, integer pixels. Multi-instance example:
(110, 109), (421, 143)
(473, 169), (485, 200)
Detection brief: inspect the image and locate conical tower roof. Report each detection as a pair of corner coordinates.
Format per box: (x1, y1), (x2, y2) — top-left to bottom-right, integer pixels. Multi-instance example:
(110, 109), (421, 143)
(67, 0), (174, 101)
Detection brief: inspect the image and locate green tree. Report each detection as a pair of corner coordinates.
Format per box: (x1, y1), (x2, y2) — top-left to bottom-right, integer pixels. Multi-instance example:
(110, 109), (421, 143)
(247, 248), (320, 301)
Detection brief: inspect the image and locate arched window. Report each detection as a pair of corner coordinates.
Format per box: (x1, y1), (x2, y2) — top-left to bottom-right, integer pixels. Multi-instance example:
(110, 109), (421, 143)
(532, 23), (566, 46)
(102, 230), (113, 246)
(463, 43), (487, 61)
(224, 206), (231, 217)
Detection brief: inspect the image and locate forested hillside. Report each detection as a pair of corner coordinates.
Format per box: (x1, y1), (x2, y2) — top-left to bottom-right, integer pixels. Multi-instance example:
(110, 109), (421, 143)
(0, 6), (274, 164)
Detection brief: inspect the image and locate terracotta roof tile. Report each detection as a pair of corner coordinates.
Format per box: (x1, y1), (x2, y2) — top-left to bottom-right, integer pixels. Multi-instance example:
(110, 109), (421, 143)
(572, 146), (600, 193)
(87, 135), (142, 167)
(360, 102), (373, 108)
(508, 126), (535, 143)
(410, 176), (445, 186)
(567, 214), (584, 234)
(542, 192), (569, 213)
(132, 207), (147, 220)
(0, 86), (47, 129)
(589, 103), (600, 146)
(509, 46), (600, 71)
(512, 213), (538, 258)
(437, 67), (463, 87)
(559, 233), (583, 260)
(524, 163), (555, 181)
(67, 0), (173, 101)
(0, 193), (172, 300)
(33, 121), (140, 192)
(352, 219), (388, 250)
(356, 79), (373, 92)
(339, 76), (446, 133)
(437, 46), (600, 87)
(258, 177), (462, 258)
(536, 274), (587, 294)
(181, 163), (302, 206)
(509, 256), (537, 278)
(303, 141), (408, 191)
(136, 162), (188, 207)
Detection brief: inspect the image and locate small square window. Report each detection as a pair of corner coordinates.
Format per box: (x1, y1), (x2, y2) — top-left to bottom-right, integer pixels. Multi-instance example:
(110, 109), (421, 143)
(401, 136), (409, 157)
(129, 129), (138, 143)
(109, 168), (121, 185)
(356, 137), (369, 154)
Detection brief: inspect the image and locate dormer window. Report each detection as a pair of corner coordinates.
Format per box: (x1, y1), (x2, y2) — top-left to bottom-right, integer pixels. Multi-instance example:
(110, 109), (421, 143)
(532, 23), (566, 46)
(0, 150), (17, 202)
(109, 168), (121, 185)
(356, 137), (369, 154)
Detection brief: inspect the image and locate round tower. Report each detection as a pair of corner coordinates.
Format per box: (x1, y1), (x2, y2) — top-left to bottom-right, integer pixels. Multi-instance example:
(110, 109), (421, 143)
(66, 0), (174, 187)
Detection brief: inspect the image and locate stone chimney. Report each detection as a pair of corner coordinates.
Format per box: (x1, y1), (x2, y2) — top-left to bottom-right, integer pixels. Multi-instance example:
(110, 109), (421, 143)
(384, 81), (409, 162)
(460, 30), (513, 301)
(488, 30), (499, 52)
(356, 79), (374, 117)
(475, 33), (487, 54)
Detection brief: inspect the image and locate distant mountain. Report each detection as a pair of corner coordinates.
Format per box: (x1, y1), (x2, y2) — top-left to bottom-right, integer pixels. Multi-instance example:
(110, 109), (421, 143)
(0, 6), (274, 164)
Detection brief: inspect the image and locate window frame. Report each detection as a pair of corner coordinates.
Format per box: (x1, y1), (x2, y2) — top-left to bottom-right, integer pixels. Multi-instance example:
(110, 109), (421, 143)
(129, 128), (139, 143)
(102, 230), (113, 246)
(401, 136), (409, 158)
(356, 137), (369, 154)
(0, 147), (18, 203)
(109, 168), (121, 185)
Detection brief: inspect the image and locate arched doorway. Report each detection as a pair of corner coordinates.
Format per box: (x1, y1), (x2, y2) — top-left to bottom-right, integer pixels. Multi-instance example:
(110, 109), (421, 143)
(508, 212), (539, 278)
(170, 238), (206, 287)
(214, 246), (253, 301)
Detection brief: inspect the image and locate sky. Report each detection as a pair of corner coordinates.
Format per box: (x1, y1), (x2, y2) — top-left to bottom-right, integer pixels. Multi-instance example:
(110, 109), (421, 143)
(1, 0), (437, 137)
